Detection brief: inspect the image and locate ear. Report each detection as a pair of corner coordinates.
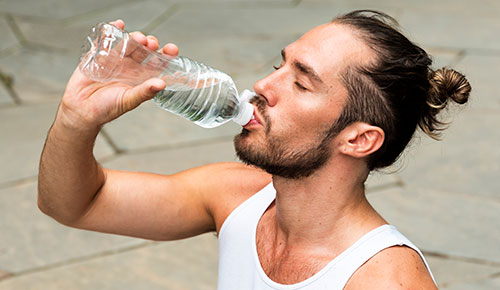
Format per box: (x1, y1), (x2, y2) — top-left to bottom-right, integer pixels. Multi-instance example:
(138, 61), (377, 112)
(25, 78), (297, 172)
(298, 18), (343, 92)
(338, 122), (385, 158)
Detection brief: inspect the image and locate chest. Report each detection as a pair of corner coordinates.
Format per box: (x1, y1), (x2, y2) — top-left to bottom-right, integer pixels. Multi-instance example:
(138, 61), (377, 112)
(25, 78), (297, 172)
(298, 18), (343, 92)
(255, 212), (333, 285)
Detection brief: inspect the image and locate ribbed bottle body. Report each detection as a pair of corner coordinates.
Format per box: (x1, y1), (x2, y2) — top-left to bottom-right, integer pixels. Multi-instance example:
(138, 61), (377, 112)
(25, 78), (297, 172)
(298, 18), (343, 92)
(79, 23), (249, 128)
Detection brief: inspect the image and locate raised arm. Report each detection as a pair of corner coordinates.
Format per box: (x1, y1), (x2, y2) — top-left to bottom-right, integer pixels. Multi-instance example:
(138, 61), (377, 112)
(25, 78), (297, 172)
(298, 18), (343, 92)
(38, 20), (271, 240)
(38, 20), (168, 224)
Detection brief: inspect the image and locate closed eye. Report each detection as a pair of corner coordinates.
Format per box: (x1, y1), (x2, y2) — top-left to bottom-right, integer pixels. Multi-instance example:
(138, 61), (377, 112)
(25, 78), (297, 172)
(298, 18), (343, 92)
(295, 81), (307, 91)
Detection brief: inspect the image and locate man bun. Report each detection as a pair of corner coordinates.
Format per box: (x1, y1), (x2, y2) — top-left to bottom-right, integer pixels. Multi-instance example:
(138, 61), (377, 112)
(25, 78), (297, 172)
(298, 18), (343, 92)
(419, 68), (471, 139)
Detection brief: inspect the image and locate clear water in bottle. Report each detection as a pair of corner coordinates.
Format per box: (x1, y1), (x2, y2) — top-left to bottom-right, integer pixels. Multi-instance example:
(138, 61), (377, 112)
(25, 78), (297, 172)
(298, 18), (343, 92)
(151, 55), (242, 128)
(153, 68), (240, 128)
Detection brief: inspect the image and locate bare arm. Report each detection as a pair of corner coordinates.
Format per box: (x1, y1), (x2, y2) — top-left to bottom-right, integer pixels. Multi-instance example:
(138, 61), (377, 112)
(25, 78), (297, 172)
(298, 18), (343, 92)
(39, 113), (269, 240)
(38, 19), (168, 224)
(38, 20), (271, 240)
(38, 114), (105, 225)
(39, 116), (269, 240)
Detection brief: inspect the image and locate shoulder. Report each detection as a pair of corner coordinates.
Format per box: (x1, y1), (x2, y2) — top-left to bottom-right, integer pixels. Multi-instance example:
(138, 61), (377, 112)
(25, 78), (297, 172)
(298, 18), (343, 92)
(178, 162), (271, 193)
(175, 162), (272, 233)
(344, 245), (437, 290)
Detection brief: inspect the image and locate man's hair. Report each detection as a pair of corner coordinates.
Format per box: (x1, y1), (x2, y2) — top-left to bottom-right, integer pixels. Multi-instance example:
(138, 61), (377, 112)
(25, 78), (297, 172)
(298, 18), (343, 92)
(330, 10), (471, 170)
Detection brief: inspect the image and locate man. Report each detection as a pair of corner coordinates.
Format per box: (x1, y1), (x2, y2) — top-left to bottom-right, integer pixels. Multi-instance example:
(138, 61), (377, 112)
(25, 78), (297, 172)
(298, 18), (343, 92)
(38, 10), (470, 289)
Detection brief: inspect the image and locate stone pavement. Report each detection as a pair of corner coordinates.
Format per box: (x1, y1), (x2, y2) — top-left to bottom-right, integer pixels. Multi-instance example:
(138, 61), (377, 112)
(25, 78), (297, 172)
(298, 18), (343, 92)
(0, 0), (499, 289)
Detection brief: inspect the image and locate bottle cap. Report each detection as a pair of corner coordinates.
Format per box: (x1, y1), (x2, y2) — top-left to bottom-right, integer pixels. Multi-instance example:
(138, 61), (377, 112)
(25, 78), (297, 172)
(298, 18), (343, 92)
(238, 89), (255, 103)
(233, 90), (255, 126)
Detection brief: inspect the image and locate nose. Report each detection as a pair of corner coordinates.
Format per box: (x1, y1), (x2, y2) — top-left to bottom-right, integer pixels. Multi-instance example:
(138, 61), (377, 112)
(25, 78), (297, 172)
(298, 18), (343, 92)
(253, 71), (279, 107)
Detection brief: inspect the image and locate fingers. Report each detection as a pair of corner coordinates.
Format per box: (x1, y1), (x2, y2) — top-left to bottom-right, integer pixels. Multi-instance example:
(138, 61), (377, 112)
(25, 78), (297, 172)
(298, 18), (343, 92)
(130, 32), (160, 51)
(146, 35), (159, 51)
(161, 43), (179, 57)
(130, 31), (148, 46)
(110, 19), (125, 29)
(125, 32), (159, 63)
(121, 78), (166, 112)
(110, 20), (173, 56)
(109, 20), (160, 52)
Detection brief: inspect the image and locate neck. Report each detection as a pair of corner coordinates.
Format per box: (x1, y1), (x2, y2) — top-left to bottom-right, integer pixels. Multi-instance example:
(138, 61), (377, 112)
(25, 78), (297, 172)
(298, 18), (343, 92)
(270, 157), (386, 249)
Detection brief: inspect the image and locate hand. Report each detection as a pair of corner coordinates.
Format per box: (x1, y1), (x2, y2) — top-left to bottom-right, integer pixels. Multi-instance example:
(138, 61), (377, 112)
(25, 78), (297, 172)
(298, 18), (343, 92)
(58, 20), (179, 131)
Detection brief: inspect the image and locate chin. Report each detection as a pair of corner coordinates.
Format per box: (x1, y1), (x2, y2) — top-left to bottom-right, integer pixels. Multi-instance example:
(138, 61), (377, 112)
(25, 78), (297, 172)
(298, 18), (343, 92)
(234, 129), (254, 151)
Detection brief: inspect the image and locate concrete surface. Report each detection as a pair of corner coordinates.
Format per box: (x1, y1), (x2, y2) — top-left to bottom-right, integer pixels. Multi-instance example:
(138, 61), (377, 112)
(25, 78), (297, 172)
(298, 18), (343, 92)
(0, 0), (498, 289)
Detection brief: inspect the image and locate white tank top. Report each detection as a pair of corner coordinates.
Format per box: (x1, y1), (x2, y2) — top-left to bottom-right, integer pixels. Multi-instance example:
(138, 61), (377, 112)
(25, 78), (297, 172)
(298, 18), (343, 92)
(217, 183), (437, 289)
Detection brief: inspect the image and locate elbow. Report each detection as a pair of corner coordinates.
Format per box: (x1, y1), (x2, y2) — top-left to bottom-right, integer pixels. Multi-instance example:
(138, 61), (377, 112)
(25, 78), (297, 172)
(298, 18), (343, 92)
(37, 189), (80, 227)
(37, 196), (55, 220)
(37, 188), (53, 217)
(37, 178), (52, 215)
(37, 197), (48, 215)
(37, 193), (64, 224)
(37, 199), (80, 227)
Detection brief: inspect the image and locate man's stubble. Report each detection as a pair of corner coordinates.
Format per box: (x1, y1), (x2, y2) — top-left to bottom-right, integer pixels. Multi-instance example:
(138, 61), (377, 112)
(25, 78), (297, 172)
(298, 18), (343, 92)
(233, 96), (344, 179)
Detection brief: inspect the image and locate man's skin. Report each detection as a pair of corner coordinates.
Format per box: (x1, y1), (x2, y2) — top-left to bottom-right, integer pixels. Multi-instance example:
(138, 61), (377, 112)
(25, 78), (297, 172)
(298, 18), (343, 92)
(38, 20), (437, 288)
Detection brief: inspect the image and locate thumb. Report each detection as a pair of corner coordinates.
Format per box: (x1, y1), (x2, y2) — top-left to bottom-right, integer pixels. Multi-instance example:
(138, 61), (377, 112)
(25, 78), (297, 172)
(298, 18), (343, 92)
(121, 78), (166, 112)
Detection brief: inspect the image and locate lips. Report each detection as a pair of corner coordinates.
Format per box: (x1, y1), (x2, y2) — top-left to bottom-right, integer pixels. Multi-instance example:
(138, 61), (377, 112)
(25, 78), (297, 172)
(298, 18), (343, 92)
(244, 94), (266, 128)
(252, 104), (267, 125)
(243, 106), (263, 128)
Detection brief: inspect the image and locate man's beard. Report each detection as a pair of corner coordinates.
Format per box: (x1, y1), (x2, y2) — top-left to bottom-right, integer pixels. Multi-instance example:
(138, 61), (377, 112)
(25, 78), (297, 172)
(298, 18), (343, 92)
(234, 96), (342, 179)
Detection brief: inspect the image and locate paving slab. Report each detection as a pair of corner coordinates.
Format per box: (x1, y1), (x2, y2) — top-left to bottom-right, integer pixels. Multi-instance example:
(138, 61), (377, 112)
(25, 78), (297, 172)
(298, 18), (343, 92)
(367, 186), (500, 264)
(398, 10), (500, 51)
(0, 16), (18, 53)
(303, 0), (500, 18)
(399, 110), (500, 199)
(102, 138), (238, 174)
(365, 171), (401, 193)
(0, 233), (217, 290)
(317, 0), (500, 22)
(426, 47), (463, 70)
(0, 102), (114, 185)
(14, 0), (176, 59)
(426, 255), (500, 288)
(0, 182), (144, 274)
(102, 101), (240, 152)
(0, 0), (137, 20)
(454, 54), (500, 111)
(0, 48), (77, 103)
(444, 276), (500, 290)
(67, 0), (175, 31)
(298, 0), (401, 17)
(177, 0), (295, 3)
(305, 1), (500, 51)
(0, 83), (13, 106)
(151, 3), (396, 41)
(152, 32), (298, 79)
(0, 1), (497, 288)
(0, 270), (10, 280)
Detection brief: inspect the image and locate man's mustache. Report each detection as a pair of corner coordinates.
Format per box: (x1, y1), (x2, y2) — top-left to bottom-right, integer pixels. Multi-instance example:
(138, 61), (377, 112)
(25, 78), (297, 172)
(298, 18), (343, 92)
(249, 94), (269, 127)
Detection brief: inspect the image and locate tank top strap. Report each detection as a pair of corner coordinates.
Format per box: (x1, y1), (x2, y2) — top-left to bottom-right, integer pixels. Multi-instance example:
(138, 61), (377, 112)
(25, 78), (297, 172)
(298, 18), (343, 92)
(327, 224), (438, 287)
(218, 182), (275, 239)
(217, 182), (276, 290)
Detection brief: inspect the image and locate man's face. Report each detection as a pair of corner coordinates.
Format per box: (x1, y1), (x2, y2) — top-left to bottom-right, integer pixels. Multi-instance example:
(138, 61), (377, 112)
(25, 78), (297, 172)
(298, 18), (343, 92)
(234, 23), (371, 179)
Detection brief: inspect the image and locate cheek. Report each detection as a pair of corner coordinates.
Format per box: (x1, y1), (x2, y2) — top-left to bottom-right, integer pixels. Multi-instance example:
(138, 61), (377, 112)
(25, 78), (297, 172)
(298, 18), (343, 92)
(293, 98), (340, 129)
(267, 88), (345, 136)
(269, 101), (327, 138)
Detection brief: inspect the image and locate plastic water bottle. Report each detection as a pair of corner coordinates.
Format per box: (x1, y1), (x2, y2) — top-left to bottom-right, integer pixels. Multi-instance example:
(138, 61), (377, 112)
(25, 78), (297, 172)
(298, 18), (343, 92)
(79, 22), (254, 128)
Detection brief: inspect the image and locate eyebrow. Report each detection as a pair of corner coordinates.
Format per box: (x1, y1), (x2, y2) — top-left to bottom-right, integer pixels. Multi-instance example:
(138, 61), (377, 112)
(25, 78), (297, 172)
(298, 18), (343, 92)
(281, 48), (325, 85)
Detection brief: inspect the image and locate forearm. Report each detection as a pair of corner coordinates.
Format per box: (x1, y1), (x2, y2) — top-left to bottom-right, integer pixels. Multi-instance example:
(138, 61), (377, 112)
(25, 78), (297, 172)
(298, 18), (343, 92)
(38, 110), (105, 224)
